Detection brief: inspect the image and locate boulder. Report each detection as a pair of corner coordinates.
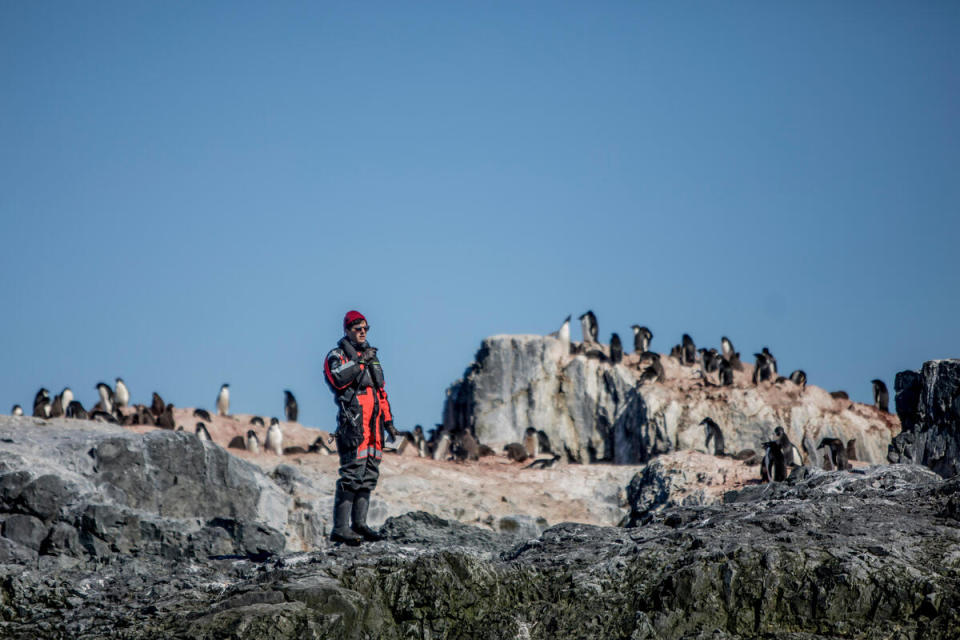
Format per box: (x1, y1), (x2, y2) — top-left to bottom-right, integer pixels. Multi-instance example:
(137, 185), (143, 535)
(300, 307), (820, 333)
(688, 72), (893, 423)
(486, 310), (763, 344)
(0, 418), (291, 562)
(889, 359), (960, 478)
(445, 335), (898, 465)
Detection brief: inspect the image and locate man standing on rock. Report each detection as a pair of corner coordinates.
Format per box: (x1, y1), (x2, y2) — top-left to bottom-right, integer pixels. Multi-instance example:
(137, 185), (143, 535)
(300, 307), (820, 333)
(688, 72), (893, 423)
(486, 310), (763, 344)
(324, 310), (398, 545)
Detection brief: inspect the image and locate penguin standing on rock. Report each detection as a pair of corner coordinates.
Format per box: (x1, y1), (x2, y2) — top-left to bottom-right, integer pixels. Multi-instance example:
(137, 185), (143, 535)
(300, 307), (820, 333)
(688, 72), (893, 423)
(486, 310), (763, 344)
(871, 379), (889, 413)
(579, 311), (598, 343)
(548, 315), (571, 350)
(284, 390), (298, 423)
(115, 378), (130, 408)
(632, 325), (653, 354)
(216, 384), (230, 416)
(195, 422), (211, 441)
(33, 388), (51, 418)
(266, 417), (283, 455)
(246, 430), (260, 454)
(609, 333), (623, 365)
(12, 405), (23, 416)
(95, 382), (114, 414)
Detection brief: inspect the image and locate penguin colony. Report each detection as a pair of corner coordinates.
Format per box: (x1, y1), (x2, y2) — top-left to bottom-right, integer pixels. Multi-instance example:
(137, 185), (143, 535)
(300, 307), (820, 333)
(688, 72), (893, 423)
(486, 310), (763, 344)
(10, 381), (314, 458)
(7, 308), (893, 472)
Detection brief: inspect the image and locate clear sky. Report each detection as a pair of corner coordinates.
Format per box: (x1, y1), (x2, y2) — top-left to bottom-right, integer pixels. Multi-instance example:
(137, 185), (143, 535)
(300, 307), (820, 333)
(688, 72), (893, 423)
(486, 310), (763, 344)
(2, 2), (958, 429)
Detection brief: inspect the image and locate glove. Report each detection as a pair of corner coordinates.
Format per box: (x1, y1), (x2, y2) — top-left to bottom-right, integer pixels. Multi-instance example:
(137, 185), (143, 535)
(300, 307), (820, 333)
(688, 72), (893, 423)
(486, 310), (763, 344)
(362, 347), (378, 363)
(384, 420), (398, 443)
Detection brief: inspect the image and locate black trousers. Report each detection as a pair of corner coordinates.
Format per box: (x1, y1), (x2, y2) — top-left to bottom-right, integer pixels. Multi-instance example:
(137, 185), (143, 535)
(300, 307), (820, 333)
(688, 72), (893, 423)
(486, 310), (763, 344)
(336, 437), (381, 493)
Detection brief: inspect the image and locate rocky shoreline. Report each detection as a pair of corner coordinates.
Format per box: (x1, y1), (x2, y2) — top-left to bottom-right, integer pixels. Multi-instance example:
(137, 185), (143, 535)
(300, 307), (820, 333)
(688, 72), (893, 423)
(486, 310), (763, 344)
(2, 464), (958, 639)
(1, 358), (958, 638)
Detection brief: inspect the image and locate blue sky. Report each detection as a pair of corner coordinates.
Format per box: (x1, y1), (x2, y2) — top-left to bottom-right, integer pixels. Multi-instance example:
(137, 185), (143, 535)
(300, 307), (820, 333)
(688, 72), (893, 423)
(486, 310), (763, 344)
(2, 2), (958, 429)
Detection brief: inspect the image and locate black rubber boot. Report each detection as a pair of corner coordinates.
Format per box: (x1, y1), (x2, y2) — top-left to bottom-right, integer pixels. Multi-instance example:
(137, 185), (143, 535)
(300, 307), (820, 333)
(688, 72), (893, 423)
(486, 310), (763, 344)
(330, 484), (363, 546)
(351, 490), (384, 542)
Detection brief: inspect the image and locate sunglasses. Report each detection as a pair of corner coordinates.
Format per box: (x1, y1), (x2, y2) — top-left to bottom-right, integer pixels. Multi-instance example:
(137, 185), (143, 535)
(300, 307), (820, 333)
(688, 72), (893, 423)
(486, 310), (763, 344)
(350, 325), (369, 332)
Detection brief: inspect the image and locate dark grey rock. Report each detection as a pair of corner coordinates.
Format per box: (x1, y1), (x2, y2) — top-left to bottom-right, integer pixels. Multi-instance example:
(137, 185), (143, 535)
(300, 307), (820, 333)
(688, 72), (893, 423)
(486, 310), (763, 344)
(889, 359), (960, 477)
(2, 514), (47, 550)
(0, 536), (37, 564)
(40, 522), (82, 557)
(17, 474), (73, 521)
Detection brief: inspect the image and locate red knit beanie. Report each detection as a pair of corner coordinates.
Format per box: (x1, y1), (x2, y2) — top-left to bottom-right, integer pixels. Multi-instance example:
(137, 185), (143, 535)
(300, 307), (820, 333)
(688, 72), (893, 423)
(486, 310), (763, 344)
(343, 310), (366, 331)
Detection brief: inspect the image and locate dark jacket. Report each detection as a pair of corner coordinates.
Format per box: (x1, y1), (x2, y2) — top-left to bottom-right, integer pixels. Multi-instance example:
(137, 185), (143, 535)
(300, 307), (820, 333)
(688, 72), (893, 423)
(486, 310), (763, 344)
(324, 337), (393, 458)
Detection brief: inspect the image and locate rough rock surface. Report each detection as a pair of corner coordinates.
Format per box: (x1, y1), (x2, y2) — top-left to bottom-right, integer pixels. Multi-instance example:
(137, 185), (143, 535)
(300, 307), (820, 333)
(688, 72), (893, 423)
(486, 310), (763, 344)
(444, 335), (898, 464)
(0, 417), (289, 564)
(1, 463), (957, 639)
(889, 359), (960, 478)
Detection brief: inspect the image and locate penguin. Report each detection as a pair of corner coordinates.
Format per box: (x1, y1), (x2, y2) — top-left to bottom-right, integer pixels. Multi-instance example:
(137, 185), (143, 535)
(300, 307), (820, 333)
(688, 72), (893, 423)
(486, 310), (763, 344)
(50, 393), (65, 418)
(669, 344), (683, 362)
(114, 378), (130, 408)
(752, 353), (773, 384)
(721, 337), (735, 361)
(176, 425), (184, 432)
(266, 417), (283, 455)
(524, 454), (561, 470)
(91, 410), (119, 424)
(284, 390), (298, 423)
(830, 391), (849, 400)
(66, 401), (88, 420)
(609, 333), (623, 365)
(157, 404), (176, 430)
(818, 437), (849, 470)
(681, 334), (697, 365)
(717, 359), (734, 386)
(136, 405), (155, 426)
(789, 370), (807, 392)
(12, 404), (23, 416)
(216, 384), (230, 416)
(503, 442), (529, 463)
(548, 315), (572, 350)
(774, 426), (800, 466)
(95, 382), (114, 415)
(639, 358), (665, 384)
(413, 424), (427, 457)
(632, 325), (653, 354)
(193, 408), (213, 422)
(195, 422), (211, 441)
(701, 417), (725, 456)
(452, 430), (480, 462)
(246, 429), (261, 454)
(61, 387), (73, 411)
(308, 435), (334, 455)
(249, 416), (265, 427)
(579, 311), (598, 343)
(871, 379), (889, 413)
(432, 431), (452, 461)
(150, 392), (165, 417)
(761, 347), (778, 376)
(523, 427), (539, 458)
(760, 441), (786, 482)
(537, 430), (553, 455)
(33, 388), (51, 418)
(699, 349), (720, 373)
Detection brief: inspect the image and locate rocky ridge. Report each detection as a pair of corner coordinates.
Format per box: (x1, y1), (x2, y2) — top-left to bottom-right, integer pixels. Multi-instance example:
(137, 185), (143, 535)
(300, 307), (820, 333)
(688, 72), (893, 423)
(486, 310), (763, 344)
(2, 462), (958, 639)
(443, 335), (898, 465)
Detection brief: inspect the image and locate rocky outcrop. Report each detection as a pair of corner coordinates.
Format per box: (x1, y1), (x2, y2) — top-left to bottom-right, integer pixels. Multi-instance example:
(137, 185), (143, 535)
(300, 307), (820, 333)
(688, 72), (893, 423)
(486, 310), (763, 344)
(888, 359), (960, 478)
(444, 335), (898, 465)
(1, 464), (957, 639)
(0, 417), (293, 565)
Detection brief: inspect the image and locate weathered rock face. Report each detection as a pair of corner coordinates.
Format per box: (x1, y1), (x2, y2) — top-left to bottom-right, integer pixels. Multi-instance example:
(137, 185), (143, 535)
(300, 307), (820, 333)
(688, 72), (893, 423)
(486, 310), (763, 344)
(0, 417), (291, 565)
(2, 464), (957, 639)
(445, 335), (899, 465)
(889, 359), (960, 478)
